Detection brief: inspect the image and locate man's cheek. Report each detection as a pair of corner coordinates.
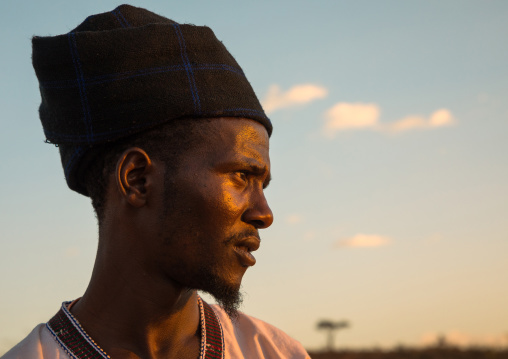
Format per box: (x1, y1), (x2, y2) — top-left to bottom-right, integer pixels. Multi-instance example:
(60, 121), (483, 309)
(219, 193), (245, 221)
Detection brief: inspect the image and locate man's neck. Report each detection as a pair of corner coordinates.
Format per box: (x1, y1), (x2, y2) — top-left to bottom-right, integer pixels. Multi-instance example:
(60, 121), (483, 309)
(70, 250), (201, 359)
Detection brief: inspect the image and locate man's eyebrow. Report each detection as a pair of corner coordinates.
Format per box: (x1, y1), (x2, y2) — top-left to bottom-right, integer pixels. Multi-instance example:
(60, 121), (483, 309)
(243, 163), (267, 174)
(238, 160), (271, 188)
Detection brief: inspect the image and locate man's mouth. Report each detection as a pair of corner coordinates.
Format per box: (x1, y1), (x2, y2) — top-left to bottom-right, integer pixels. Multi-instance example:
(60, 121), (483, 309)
(233, 237), (260, 267)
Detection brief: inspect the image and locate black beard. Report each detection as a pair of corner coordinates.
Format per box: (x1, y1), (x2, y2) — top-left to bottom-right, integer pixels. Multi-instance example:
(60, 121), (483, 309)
(196, 267), (244, 320)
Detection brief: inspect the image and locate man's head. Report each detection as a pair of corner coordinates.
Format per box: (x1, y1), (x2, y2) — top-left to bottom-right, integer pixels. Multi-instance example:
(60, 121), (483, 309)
(98, 117), (272, 318)
(31, 5), (274, 317)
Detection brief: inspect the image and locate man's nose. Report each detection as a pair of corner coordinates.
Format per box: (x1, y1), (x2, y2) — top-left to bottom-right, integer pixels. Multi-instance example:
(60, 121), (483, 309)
(242, 191), (274, 229)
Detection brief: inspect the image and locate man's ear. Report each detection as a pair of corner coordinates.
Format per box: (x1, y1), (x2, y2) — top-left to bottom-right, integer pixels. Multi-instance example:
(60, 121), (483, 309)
(115, 147), (153, 207)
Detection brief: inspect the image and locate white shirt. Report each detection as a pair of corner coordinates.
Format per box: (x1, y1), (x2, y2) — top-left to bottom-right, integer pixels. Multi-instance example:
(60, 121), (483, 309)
(2, 300), (309, 359)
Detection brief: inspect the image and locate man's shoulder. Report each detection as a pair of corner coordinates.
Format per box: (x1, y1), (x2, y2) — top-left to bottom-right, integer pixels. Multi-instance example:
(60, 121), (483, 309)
(1, 324), (68, 359)
(210, 304), (310, 359)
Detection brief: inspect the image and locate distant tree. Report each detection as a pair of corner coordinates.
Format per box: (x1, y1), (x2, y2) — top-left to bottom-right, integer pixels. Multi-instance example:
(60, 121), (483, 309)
(317, 319), (350, 351)
(436, 334), (448, 348)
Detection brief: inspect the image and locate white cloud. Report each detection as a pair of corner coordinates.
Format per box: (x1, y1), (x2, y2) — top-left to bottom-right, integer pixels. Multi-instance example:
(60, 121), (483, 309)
(429, 109), (454, 127)
(285, 214), (303, 225)
(385, 115), (427, 132)
(262, 84), (328, 114)
(384, 109), (455, 133)
(420, 331), (508, 348)
(323, 103), (380, 137)
(335, 233), (391, 249)
(322, 103), (456, 137)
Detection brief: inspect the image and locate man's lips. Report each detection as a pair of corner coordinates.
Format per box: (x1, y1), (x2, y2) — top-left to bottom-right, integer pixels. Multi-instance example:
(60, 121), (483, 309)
(233, 236), (260, 267)
(236, 236), (260, 252)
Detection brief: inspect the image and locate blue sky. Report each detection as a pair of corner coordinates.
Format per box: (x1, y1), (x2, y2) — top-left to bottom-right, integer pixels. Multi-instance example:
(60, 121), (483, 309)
(1, 0), (507, 353)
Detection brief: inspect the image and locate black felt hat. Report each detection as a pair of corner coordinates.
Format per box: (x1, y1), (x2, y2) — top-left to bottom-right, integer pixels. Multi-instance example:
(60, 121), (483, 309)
(32, 4), (271, 196)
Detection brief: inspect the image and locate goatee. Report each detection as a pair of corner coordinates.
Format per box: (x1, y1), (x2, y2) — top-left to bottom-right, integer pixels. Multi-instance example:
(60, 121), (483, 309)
(197, 269), (243, 320)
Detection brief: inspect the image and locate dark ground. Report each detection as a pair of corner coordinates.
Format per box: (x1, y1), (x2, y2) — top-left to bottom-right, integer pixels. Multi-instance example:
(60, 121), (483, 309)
(308, 348), (508, 358)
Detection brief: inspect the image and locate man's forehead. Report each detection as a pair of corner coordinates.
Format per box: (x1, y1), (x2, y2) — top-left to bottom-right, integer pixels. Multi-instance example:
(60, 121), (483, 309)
(213, 117), (269, 142)
(189, 118), (270, 166)
(212, 118), (270, 155)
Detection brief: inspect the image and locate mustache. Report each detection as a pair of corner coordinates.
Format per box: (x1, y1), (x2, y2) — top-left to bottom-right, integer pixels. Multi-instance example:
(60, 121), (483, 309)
(224, 230), (260, 245)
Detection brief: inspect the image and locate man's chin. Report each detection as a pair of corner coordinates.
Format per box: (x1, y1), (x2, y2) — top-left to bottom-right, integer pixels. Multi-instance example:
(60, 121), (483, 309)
(196, 270), (244, 320)
(205, 287), (243, 320)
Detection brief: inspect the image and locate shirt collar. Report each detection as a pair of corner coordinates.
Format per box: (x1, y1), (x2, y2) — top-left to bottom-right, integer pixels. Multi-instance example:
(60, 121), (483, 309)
(46, 296), (224, 359)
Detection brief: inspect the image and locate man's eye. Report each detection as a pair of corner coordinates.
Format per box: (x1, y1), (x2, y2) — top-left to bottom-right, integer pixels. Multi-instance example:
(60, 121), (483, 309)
(235, 171), (248, 182)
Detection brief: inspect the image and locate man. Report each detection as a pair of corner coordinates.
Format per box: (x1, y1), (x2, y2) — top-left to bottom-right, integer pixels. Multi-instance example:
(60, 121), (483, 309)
(2, 4), (309, 359)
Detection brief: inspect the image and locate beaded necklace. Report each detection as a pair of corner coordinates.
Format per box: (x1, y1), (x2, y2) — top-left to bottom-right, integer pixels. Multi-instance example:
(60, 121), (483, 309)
(46, 296), (224, 359)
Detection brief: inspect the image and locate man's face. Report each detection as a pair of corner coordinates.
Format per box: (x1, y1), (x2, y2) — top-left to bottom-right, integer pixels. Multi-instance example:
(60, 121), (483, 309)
(151, 118), (273, 316)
